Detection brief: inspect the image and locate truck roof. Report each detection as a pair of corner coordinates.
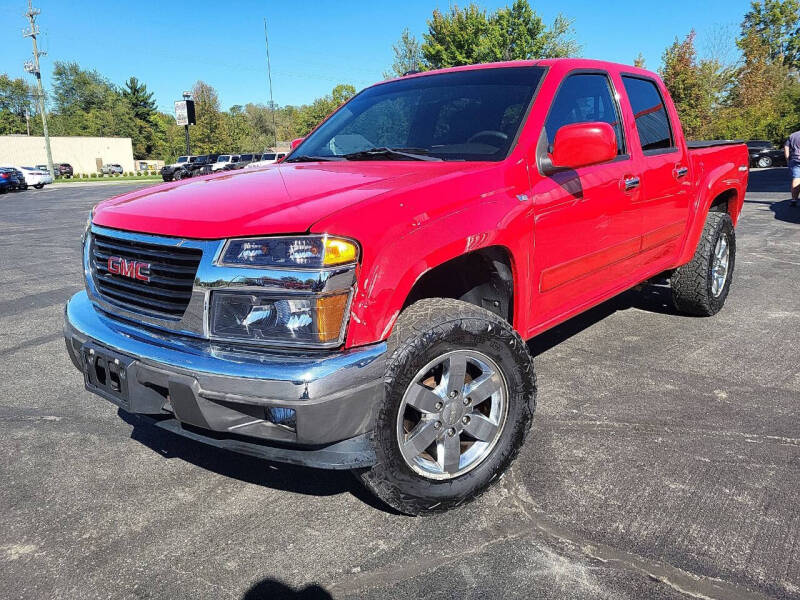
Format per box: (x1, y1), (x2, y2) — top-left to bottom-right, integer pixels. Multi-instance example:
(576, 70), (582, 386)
(384, 58), (657, 84)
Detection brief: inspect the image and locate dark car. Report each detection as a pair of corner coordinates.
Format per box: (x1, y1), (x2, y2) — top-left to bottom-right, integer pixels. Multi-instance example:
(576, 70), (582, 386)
(161, 154), (220, 181)
(223, 153), (256, 170)
(747, 141), (786, 168)
(0, 167), (24, 190)
(55, 163), (74, 178)
(0, 169), (12, 194)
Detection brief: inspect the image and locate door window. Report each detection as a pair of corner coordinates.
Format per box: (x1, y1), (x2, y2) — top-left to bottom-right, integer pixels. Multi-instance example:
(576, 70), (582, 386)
(544, 73), (625, 156)
(621, 76), (674, 153)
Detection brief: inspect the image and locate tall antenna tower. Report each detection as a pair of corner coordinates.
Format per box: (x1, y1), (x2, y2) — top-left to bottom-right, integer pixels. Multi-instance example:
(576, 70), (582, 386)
(23, 0), (54, 179)
(264, 18), (278, 148)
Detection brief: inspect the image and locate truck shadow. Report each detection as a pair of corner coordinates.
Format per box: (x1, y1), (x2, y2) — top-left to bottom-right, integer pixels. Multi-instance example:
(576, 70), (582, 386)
(742, 198), (800, 224)
(118, 410), (396, 513)
(241, 579), (333, 600)
(529, 279), (676, 357)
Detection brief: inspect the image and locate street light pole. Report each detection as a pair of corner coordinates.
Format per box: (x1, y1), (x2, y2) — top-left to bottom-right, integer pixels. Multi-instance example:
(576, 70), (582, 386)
(23, 0), (54, 179)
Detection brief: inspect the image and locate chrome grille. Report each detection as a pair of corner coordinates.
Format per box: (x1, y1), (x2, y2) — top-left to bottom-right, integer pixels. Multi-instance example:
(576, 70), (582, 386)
(90, 232), (202, 319)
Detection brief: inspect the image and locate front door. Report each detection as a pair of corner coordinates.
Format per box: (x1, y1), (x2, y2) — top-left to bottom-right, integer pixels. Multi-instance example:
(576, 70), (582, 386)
(529, 71), (642, 331)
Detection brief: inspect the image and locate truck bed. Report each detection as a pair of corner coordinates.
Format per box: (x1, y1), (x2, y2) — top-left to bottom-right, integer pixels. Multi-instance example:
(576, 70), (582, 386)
(687, 140), (745, 149)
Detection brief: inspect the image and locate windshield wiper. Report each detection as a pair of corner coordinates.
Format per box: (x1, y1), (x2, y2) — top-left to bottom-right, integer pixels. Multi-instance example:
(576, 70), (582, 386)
(284, 155), (344, 163)
(342, 147), (443, 161)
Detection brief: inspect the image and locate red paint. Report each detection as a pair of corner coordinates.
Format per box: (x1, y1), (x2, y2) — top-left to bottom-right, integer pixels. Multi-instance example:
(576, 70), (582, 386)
(550, 122), (618, 169)
(290, 138), (304, 149)
(92, 59), (748, 349)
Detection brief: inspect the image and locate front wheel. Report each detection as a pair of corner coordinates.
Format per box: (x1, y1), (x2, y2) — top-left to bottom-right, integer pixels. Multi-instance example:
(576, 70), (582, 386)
(34, 184), (44, 189)
(671, 211), (735, 316)
(356, 298), (536, 515)
(757, 156), (773, 168)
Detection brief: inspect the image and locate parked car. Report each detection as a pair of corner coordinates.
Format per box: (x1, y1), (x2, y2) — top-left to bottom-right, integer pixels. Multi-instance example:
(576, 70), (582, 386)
(0, 167), (24, 190)
(245, 151), (287, 168)
(746, 140), (786, 168)
(19, 166), (53, 188)
(0, 169), (13, 194)
(55, 163), (74, 178)
(211, 154), (240, 172)
(101, 163), (124, 175)
(160, 155), (195, 181)
(223, 153), (256, 170)
(65, 58), (748, 515)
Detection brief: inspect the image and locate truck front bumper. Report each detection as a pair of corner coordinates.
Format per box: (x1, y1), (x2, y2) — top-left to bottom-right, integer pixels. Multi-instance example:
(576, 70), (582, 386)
(64, 291), (386, 469)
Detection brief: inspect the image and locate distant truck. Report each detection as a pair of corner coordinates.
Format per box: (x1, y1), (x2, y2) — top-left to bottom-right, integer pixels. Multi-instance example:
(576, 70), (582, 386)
(160, 155), (219, 181)
(65, 59), (748, 515)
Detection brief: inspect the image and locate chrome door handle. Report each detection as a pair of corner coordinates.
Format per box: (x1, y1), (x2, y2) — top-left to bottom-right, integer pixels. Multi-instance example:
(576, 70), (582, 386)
(675, 166), (689, 178)
(623, 176), (640, 190)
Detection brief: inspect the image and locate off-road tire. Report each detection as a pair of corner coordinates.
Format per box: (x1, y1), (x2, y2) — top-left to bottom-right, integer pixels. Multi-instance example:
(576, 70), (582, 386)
(671, 211), (735, 316)
(356, 298), (536, 516)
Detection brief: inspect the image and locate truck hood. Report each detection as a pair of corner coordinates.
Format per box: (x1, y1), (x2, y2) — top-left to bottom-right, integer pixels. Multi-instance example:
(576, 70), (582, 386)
(93, 162), (468, 239)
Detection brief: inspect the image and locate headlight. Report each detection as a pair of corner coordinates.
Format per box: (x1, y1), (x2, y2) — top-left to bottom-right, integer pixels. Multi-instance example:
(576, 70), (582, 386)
(210, 291), (350, 346)
(218, 235), (358, 268)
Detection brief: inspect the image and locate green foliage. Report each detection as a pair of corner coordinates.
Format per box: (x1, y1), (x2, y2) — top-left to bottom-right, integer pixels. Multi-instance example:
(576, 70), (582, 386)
(385, 29), (425, 78)
(190, 80), (228, 154)
(739, 0), (800, 68)
(295, 84), (356, 136)
(634, 53), (646, 68)
(0, 74), (37, 135)
(419, 0), (579, 69)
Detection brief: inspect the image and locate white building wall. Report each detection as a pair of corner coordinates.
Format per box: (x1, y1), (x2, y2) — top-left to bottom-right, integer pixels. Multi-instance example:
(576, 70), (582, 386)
(0, 136), (135, 174)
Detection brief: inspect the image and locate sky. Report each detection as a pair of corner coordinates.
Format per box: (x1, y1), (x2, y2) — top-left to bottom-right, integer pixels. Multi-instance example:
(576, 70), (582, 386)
(1, 0), (754, 114)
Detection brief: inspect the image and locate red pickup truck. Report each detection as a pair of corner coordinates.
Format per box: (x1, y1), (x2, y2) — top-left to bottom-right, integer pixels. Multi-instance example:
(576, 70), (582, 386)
(64, 59), (748, 515)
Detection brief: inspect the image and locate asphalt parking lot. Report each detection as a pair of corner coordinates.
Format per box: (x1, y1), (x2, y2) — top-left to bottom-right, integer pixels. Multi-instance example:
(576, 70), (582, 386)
(1, 171), (798, 600)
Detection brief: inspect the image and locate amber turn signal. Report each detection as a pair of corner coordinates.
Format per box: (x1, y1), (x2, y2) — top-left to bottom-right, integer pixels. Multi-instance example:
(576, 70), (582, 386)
(315, 293), (350, 342)
(323, 237), (358, 266)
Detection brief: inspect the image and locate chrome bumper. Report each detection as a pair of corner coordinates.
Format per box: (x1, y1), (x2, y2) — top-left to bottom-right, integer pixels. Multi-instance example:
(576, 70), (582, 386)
(64, 291), (386, 468)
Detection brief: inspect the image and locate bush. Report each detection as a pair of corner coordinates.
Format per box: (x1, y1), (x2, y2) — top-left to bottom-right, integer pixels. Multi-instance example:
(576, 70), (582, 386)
(90, 173), (97, 178)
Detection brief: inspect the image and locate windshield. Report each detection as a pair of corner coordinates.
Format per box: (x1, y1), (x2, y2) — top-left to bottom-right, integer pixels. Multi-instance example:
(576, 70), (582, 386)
(240, 154), (253, 161)
(177, 156), (189, 163)
(291, 67), (544, 162)
(261, 153), (276, 160)
(217, 155), (230, 162)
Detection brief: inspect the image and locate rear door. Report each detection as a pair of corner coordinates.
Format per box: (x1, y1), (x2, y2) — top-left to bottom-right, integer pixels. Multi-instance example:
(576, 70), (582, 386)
(620, 75), (691, 265)
(530, 71), (642, 325)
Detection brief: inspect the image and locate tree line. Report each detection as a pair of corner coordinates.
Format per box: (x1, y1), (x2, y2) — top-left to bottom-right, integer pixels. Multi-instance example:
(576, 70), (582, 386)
(1, 0), (799, 162)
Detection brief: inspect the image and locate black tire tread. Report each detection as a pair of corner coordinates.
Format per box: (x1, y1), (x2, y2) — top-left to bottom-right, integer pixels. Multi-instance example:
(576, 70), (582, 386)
(671, 211), (735, 316)
(358, 298), (536, 516)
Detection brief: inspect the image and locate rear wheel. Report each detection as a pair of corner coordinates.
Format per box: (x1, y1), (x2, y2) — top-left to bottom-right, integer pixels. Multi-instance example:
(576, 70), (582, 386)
(757, 156), (773, 168)
(172, 170), (182, 181)
(671, 211), (735, 316)
(356, 298), (536, 515)
(34, 184), (44, 189)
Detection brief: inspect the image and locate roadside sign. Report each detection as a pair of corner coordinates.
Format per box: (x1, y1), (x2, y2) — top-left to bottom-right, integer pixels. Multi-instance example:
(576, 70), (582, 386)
(174, 100), (196, 126)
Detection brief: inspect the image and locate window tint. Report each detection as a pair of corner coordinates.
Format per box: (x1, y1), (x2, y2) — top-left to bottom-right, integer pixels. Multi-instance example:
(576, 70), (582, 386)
(621, 76), (674, 152)
(294, 67), (545, 161)
(545, 73), (625, 155)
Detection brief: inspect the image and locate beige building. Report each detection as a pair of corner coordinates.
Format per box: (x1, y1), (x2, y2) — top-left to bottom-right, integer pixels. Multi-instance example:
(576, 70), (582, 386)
(0, 135), (135, 175)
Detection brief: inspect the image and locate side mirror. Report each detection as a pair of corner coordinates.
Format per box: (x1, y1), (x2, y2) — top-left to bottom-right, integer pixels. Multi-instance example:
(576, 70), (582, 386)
(290, 137), (305, 150)
(549, 122), (617, 170)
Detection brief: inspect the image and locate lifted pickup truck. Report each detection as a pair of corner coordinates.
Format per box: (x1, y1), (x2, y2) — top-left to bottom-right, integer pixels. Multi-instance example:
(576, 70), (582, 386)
(65, 59), (747, 515)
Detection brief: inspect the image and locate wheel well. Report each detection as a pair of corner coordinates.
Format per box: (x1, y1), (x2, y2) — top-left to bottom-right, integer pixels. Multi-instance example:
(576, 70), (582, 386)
(709, 189), (737, 215)
(402, 247), (514, 324)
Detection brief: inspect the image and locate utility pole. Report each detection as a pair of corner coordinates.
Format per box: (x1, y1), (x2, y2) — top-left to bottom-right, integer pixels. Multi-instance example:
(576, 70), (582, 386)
(23, 0), (54, 179)
(264, 18), (277, 148)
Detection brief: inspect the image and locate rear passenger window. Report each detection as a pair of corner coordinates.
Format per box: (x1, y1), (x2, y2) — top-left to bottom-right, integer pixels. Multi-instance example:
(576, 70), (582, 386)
(544, 73), (625, 155)
(621, 76), (674, 152)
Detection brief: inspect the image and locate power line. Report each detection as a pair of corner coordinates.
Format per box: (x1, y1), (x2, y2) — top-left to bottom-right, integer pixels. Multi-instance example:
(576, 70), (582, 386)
(22, 0), (54, 179)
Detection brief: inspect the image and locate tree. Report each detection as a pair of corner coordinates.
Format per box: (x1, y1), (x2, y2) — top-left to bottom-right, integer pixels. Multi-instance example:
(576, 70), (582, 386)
(420, 0), (579, 69)
(295, 84), (356, 136)
(190, 80), (228, 154)
(634, 53), (646, 68)
(739, 0), (800, 68)
(122, 77), (156, 122)
(0, 74), (36, 134)
(385, 29), (425, 78)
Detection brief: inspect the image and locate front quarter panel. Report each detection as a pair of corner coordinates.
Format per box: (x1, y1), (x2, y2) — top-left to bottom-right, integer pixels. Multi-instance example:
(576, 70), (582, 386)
(310, 161), (534, 348)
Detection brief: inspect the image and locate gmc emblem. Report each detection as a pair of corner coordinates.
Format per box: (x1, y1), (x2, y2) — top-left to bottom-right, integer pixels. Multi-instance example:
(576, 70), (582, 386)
(107, 256), (151, 282)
